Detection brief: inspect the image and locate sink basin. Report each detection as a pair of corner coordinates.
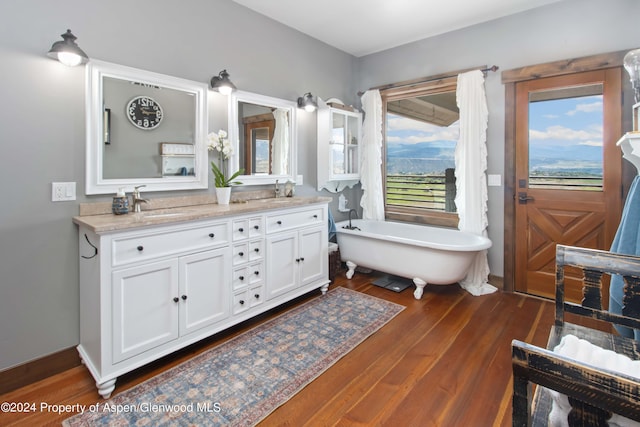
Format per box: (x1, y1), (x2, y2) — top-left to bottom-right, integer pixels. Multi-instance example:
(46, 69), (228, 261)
(254, 198), (291, 203)
(142, 212), (186, 218)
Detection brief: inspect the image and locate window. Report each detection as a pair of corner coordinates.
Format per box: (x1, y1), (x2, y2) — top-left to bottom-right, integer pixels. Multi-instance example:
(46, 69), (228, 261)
(528, 84), (604, 191)
(382, 76), (459, 226)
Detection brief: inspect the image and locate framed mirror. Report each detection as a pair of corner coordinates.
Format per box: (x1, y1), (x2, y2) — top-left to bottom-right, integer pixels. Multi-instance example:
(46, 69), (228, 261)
(86, 60), (208, 194)
(228, 91), (297, 185)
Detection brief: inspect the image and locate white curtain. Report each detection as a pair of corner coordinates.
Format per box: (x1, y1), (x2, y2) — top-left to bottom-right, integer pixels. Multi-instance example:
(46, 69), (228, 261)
(359, 90), (385, 220)
(271, 109), (289, 175)
(455, 70), (496, 296)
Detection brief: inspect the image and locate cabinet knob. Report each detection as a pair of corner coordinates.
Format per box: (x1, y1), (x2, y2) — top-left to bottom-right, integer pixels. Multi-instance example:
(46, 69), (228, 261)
(239, 276), (245, 281)
(296, 258), (300, 263)
(276, 220), (282, 225)
(300, 257), (305, 262)
(254, 270), (260, 275)
(137, 245), (144, 251)
(239, 300), (245, 305)
(239, 252), (244, 257)
(181, 295), (187, 300)
(254, 294), (260, 299)
(254, 248), (260, 253)
(208, 233), (215, 238)
(238, 227), (244, 232)
(173, 297), (179, 303)
(313, 214), (318, 218)
(254, 225), (259, 230)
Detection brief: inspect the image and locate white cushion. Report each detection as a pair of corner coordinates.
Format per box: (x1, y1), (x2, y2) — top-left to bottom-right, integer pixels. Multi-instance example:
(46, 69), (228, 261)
(546, 334), (640, 427)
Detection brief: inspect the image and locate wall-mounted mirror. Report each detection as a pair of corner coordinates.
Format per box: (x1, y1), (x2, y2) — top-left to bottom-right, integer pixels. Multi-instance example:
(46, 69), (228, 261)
(86, 60), (208, 194)
(228, 91), (297, 185)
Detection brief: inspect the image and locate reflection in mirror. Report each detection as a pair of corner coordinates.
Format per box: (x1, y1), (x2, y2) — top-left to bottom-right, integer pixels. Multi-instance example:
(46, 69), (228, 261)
(86, 60), (208, 194)
(229, 91), (297, 185)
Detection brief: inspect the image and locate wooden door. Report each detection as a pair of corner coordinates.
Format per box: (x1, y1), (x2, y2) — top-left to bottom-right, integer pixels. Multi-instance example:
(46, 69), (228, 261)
(514, 69), (622, 301)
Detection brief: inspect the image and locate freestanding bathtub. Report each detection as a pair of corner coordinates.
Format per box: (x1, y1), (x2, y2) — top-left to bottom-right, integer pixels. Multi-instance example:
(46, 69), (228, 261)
(335, 219), (492, 299)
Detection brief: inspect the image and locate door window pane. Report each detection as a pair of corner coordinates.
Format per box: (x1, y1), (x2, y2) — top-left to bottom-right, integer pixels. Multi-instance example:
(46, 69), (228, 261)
(528, 84), (603, 190)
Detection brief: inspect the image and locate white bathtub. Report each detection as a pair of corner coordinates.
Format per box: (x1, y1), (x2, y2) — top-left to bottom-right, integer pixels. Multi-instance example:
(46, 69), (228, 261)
(335, 219), (492, 299)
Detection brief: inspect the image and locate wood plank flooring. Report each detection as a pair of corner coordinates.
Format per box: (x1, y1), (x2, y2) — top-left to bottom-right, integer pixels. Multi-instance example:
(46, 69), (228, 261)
(0, 269), (557, 426)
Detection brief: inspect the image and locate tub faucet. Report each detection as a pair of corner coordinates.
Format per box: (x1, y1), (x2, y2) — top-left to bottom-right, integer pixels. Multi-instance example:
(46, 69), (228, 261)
(344, 209), (360, 230)
(132, 185), (149, 213)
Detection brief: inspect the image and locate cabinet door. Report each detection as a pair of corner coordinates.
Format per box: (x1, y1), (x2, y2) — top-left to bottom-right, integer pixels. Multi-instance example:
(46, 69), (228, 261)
(299, 226), (327, 286)
(179, 247), (231, 336)
(265, 231), (297, 299)
(112, 259), (179, 363)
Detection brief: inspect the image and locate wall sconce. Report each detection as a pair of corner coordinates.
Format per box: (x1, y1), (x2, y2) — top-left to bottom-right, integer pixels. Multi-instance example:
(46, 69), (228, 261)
(210, 70), (236, 95)
(624, 48), (640, 103)
(297, 92), (317, 112)
(47, 29), (88, 67)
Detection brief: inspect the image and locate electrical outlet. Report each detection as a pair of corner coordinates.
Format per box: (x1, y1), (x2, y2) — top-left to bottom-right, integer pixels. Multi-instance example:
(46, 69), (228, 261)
(52, 182), (76, 202)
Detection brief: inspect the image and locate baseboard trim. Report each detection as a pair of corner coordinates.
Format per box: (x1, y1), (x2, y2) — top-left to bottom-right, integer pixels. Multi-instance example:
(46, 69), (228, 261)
(489, 274), (504, 291)
(0, 347), (81, 395)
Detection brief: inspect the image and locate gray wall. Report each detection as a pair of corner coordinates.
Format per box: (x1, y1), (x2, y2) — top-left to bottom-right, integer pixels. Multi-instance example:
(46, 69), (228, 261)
(356, 0), (639, 278)
(0, 0), (356, 371)
(0, 0), (638, 370)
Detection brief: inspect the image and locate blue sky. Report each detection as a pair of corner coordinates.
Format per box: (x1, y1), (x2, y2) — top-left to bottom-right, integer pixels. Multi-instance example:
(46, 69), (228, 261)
(386, 113), (458, 148)
(528, 95), (603, 149)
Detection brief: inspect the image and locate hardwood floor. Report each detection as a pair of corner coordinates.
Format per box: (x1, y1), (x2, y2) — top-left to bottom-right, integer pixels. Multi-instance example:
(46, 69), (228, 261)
(0, 269), (557, 426)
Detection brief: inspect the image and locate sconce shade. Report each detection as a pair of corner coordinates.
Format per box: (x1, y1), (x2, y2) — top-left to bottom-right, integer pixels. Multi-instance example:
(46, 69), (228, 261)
(624, 48), (640, 103)
(297, 92), (317, 112)
(210, 69), (236, 95)
(47, 29), (88, 66)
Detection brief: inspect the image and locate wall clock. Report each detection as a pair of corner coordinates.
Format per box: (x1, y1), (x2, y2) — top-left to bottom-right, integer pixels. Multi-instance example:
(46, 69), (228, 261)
(126, 95), (163, 130)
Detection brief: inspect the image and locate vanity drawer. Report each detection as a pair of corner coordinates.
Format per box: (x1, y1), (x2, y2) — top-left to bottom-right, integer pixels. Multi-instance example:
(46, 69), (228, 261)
(112, 222), (229, 267)
(266, 207), (324, 233)
(233, 217), (264, 241)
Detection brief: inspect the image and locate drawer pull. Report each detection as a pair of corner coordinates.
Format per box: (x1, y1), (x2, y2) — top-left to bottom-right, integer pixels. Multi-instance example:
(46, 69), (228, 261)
(300, 257), (305, 261)
(208, 233), (215, 238)
(238, 227), (244, 232)
(239, 252), (244, 257)
(254, 225), (259, 230)
(296, 258), (300, 263)
(277, 220), (282, 225)
(239, 300), (245, 305)
(254, 270), (260, 275)
(313, 214), (318, 218)
(239, 276), (245, 281)
(254, 294), (260, 299)
(181, 295), (187, 300)
(137, 245), (144, 252)
(173, 297), (179, 303)
(254, 248), (260, 253)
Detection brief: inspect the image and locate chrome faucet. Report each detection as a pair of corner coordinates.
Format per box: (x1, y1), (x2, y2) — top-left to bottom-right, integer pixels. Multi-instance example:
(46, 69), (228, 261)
(132, 185), (149, 213)
(344, 209), (360, 230)
(274, 179), (281, 198)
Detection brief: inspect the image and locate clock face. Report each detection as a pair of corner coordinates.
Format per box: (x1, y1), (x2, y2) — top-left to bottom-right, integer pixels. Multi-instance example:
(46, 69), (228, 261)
(126, 96), (163, 130)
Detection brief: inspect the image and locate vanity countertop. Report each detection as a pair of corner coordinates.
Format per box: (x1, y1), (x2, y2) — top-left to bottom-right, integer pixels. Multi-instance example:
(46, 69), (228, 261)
(74, 196), (332, 233)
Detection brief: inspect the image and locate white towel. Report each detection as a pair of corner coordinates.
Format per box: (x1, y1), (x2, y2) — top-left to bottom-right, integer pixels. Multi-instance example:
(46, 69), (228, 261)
(546, 334), (640, 427)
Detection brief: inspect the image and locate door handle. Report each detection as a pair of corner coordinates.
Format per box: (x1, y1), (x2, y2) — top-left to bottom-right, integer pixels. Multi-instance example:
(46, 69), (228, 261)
(518, 192), (534, 204)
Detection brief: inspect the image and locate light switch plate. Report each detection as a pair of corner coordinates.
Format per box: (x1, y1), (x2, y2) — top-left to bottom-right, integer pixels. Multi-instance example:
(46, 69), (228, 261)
(488, 174), (502, 187)
(52, 182), (76, 202)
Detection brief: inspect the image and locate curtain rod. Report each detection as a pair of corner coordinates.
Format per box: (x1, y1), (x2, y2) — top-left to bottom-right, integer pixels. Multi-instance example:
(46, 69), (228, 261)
(357, 65), (499, 97)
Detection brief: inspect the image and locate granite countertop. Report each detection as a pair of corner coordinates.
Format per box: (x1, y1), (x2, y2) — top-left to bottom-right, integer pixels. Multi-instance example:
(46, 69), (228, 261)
(73, 196), (332, 233)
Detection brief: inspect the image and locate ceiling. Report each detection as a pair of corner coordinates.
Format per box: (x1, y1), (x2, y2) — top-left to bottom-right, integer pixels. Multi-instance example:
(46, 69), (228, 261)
(232, 0), (567, 57)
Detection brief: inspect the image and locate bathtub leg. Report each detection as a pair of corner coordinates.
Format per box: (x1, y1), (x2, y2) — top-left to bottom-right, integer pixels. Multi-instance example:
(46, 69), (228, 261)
(413, 278), (427, 300)
(345, 261), (357, 279)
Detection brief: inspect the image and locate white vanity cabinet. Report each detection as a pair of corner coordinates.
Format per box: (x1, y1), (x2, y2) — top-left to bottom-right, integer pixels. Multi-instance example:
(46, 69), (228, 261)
(265, 206), (327, 299)
(317, 99), (362, 192)
(75, 200), (329, 399)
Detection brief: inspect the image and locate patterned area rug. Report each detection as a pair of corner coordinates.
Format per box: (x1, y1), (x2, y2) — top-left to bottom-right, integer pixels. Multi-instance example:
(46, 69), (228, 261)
(64, 287), (404, 426)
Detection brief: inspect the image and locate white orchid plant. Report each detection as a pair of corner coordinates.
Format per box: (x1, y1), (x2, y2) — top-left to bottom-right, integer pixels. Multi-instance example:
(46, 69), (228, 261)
(207, 130), (243, 188)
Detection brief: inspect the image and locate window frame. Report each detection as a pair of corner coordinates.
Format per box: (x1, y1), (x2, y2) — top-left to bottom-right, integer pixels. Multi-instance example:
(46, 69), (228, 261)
(381, 76), (460, 228)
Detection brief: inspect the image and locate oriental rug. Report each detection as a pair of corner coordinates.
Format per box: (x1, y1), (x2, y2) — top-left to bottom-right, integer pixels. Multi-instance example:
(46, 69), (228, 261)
(63, 287), (404, 427)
